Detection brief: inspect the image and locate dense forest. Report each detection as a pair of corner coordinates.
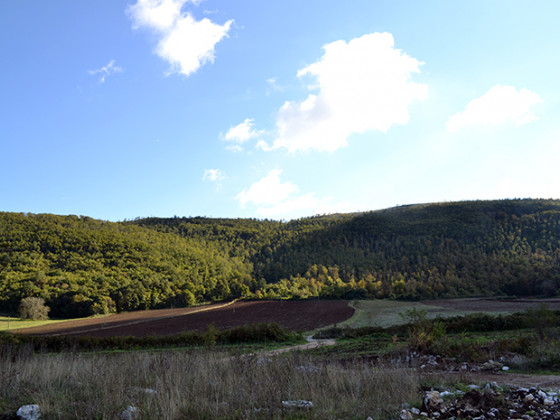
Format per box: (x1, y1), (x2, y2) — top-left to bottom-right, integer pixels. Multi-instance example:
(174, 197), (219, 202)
(1, 199), (560, 317)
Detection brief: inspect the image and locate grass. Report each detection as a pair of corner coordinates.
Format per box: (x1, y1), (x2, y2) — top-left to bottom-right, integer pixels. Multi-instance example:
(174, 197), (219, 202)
(0, 316), (79, 331)
(0, 347), (421, 419)
(339, 299), (519, 329)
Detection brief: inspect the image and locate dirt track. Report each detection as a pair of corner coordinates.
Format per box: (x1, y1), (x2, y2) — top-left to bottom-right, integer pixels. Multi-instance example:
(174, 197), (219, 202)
(18, 300), (354, 338)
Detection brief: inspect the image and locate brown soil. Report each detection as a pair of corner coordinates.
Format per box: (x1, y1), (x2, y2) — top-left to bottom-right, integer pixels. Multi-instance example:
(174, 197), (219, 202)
(17, 300), (354, 338)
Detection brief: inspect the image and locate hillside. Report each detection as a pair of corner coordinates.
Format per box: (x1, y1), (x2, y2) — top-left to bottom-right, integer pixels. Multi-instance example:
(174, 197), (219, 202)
(1, 199), (560, 317)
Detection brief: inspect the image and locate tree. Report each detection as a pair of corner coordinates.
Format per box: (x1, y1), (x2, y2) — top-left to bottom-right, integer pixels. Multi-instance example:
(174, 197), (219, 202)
(19, 297), (50, 320)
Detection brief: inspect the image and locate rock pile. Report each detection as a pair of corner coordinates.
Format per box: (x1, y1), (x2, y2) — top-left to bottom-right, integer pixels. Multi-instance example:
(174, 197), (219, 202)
(400, 385), (560, 419)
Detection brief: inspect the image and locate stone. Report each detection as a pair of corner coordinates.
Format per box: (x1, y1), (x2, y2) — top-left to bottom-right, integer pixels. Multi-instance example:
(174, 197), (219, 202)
(399, 409), (413, 420)
(120, 405), (139, 420)
(16, 405), (40, 420)
(296, 365), (319, 374)
(502, 366), (510, 371)
(281, 400), (313, 409)
(523, 394), (535, 404)
(423, 390), (443, 411)
(411, 407), (421, 415)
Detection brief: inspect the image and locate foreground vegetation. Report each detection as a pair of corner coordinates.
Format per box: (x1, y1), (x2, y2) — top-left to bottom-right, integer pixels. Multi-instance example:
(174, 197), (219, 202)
(2, 199), (560, 318)
(0, 347), (421, 419)
(2, 307), (560, 418)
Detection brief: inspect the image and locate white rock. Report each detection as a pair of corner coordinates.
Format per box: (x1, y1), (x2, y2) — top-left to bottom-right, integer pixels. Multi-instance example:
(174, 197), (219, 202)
(411, 407), (421, 414)
(120, 405), (139, 420)
(281, 400), (313, 409)
(523, 394), (535, 403)
(399, 409), (413, 420)
(17, 405), (40, 420)
(296, 365), (319, 374)
(502, 366), (510, 371)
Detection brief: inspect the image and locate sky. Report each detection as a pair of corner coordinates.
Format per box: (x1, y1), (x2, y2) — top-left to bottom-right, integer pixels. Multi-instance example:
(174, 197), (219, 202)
(1, 1), (559, 221)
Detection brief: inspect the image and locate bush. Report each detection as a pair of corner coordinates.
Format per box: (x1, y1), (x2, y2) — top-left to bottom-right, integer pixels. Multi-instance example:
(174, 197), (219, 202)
(18, 297), (50, 320)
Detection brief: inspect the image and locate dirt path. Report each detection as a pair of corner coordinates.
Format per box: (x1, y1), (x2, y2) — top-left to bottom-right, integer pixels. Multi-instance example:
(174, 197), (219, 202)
(263, 335), (337, 356)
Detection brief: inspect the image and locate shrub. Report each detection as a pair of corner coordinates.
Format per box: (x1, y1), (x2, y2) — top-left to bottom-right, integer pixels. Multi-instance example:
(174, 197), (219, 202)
(18, 297), (50, 320)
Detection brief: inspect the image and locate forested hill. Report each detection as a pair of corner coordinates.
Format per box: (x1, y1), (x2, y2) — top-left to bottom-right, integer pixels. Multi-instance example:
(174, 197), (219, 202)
(1, 199), (560, 317)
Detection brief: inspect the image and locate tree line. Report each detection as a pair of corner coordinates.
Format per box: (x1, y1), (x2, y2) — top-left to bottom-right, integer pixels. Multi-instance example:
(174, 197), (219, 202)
(1, 199), (560, 318)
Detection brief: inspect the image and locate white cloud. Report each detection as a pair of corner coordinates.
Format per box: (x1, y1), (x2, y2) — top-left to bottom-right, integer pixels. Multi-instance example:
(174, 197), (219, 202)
(224, 118), (264, 147)
(262, 32), (427, 153)
(202, 168), (225, 186)
(127, 0), (233, 77)
(88, 60), (124, 83)
(236, 169), (355, 219)
(236, 169), (297, 207)
(446, 85), (542, 132)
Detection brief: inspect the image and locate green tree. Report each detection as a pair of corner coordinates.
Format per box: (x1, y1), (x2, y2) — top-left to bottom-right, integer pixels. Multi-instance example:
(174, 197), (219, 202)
(19, 296), (50, 320)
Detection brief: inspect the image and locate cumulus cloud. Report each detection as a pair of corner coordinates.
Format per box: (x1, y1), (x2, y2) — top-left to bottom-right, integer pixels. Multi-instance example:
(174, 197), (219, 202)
(236, 169), (355, 218)
(446, 85), (542, 132)
(261, 32), (427, 153)
(224, 118), (264, 150)
(88, 60), (124, 83)
(127, 0), (233, 77)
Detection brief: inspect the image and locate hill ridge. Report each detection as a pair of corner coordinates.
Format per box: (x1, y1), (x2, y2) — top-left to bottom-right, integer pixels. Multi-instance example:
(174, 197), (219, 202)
(1, 198), (559, 317)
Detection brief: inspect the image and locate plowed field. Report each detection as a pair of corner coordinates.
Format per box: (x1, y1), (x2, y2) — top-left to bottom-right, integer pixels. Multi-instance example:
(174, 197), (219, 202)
(17, 300), (354, 338)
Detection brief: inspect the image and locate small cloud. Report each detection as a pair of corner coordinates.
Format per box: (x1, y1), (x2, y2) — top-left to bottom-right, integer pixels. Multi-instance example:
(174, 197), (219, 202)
(266, 77), (283, 94)
(236, 169), (355, 219)
(126, 0), (233, 77)
(446, 85), (542, 132)
(223, 118), (264, 150)
(88, 60), (124, 83)
(262, 32), (427, 153)
(202, 168), (225, 188)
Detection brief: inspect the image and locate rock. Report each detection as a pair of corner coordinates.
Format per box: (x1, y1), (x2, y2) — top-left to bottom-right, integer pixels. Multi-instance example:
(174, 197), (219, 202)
(484, 382), (500, 390)
(543, 397), (555, 406)
(128, 387), (157, 396)
(423, 390), (443, 411)
(257, 357), (272, 365)
(120, 405), (139, 420)
(399, 409), (413, 420)
(523, 394), (534, 404)
(281, 400), (313, 409)
(296, 365), (319, 374)
(538, 390), (548, 400)
(410, 407), (421, 415)
(502, 366), (510, 371)
(16, 405), (40, 420)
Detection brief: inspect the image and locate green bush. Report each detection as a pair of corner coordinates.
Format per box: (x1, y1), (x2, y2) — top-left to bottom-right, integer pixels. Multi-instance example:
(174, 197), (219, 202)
(18, 297), (50, 320)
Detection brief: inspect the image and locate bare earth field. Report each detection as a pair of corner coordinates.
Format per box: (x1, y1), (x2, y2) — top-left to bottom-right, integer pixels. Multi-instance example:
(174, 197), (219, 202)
(16, 300), (354, 338)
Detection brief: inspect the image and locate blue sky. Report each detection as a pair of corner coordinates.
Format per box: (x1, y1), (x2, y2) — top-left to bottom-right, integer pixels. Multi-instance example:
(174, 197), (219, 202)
(1, 1), (559, 221)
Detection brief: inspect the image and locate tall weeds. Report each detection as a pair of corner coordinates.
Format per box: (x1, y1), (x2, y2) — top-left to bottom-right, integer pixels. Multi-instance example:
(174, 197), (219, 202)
(0, 347), (420, 419)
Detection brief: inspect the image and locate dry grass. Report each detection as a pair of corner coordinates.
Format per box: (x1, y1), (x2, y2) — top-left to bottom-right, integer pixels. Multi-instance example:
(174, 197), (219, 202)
(0, 346), (421, 419)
